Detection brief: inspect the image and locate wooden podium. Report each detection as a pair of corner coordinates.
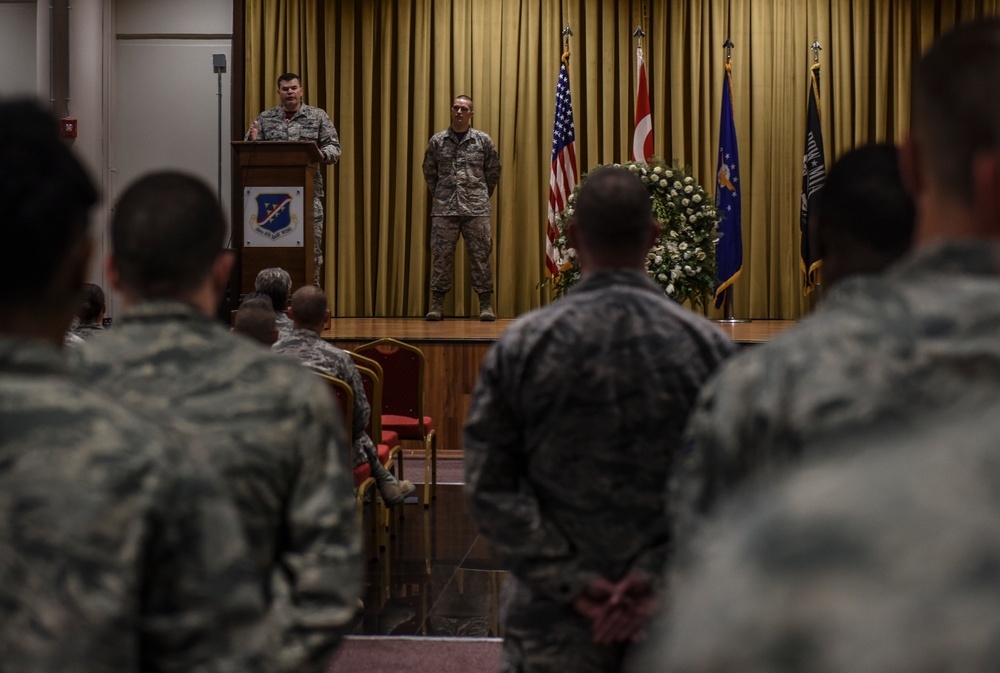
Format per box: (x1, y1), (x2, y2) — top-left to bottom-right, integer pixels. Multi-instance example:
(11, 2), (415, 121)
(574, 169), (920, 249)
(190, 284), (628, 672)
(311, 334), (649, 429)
(232, 140), (322, 296)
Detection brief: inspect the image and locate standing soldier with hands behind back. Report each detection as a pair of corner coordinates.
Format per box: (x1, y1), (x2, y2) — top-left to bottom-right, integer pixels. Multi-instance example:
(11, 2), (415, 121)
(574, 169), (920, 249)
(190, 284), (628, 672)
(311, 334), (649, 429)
(423, 95), (502, 321)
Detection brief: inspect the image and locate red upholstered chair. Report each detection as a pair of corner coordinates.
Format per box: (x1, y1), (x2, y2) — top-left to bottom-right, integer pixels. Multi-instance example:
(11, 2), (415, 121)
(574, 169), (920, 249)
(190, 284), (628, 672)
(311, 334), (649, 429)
(354, 338), (437, 507)
(313, 371), (380, 552)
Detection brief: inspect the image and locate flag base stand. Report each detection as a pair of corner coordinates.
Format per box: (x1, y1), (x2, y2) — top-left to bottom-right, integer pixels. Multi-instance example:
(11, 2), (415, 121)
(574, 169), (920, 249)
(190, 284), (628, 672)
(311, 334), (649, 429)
(714, 317), (751, 324)
(711, 289), (748, 323)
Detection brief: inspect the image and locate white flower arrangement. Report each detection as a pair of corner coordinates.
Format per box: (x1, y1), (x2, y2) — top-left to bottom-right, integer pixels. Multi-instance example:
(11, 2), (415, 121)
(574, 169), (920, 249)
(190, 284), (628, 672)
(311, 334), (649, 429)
(551, 159), (721, 309)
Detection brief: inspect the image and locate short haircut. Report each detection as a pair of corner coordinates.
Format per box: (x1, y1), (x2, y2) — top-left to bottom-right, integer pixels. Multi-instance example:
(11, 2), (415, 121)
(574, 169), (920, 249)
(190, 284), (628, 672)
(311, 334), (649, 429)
(0, 99), (97, 304)
(817, 144), (915, 255)
(234, 296), (277, 346)
(290, 285), (327, 328)
(277, 73), (300, 87)
(455, 95), (473, 108)
(241, 290), (274, 311)
(572, 166), (653, 256)
(911, 19), (1000, 204)
(254, 268), (292, 313)
(77, 283), (106, 324)
(111, 171), (225, 300)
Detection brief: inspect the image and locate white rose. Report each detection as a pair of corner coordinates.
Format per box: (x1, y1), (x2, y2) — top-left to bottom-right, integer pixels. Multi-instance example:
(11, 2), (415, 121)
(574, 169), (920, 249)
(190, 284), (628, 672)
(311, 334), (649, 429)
(684, 176), (693, 184)
(673, 181), (682, 189)
(665, 170), (674, 178)
(654, 166), (662, 174)
(666, 284), (675, 295)
(628, 164), (639, 172)
(659, 179), (668, 188)
(684, 185), (693, 194)
(689, 216), (698, 223)
(693, 194), (702, 203)
(658, 273), (668, 282)
(679, 242), (688, 250)
(654, 255), (663, 264)
(682, 199), (690, 207)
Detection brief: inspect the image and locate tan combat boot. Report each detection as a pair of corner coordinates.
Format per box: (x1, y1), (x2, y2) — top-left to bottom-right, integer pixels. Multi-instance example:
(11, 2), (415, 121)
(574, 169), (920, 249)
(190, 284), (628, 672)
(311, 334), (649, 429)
(479, 292), (495, 322)
(425, 292), (445, 321)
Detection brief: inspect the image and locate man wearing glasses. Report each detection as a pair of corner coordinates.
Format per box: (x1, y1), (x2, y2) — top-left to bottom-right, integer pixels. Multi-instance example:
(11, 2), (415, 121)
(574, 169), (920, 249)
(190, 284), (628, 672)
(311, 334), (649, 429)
(422, 95), (502, 321)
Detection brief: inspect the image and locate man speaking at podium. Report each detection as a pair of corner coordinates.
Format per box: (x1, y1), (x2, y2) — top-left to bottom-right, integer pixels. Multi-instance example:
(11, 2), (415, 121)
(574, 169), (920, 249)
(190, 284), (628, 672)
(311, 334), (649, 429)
(248, 72), (340, 285)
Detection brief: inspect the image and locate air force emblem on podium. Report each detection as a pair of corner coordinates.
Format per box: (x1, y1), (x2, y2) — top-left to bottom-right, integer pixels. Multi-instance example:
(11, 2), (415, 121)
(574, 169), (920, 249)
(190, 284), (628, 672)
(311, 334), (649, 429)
(244, 187), (304, 247)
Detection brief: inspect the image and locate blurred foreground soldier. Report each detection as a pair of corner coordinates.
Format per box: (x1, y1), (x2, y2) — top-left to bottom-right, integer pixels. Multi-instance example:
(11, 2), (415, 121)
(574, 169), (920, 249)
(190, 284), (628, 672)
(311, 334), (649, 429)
(233, 295), (278, 346)
(72, 282), (106, 340)
(255, 266), (295, 339)
(464, 166), (736, 673)
(673, 142), (917, 545)
(273, 285), (416, 505)
(80, 171), (361, 673)
(0, 101), (263, 672)
(629, 406), (1000, 673)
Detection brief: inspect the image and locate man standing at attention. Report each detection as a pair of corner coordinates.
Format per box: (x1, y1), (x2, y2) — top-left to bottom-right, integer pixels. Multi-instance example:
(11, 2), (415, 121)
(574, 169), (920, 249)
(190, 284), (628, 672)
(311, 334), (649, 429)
(422, 94), (502, 321)
(81, 171), (361, 673)
(248, 73), (340, 285)
(463, 166), (736, 673)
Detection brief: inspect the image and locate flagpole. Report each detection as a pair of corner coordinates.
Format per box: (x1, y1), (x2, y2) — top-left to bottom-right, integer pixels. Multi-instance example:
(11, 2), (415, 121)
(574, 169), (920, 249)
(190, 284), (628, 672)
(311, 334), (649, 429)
(716, 36), (748, 324)
(810, 37), (824, 306)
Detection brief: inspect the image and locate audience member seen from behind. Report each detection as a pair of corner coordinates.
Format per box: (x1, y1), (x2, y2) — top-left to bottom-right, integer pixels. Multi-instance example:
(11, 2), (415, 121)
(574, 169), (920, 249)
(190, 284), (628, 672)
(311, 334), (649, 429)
(273, 285), (416, 506)
(255, 266), (294, 339)
(671, 141), (918, 549)
(0, 100), (264, 672)
(79, 170), (361, 673)
(463, 166), (737, 673)
(233, 295), (278, 347)
(630, 404), (1000, 673)
(72, 282), (106, 341)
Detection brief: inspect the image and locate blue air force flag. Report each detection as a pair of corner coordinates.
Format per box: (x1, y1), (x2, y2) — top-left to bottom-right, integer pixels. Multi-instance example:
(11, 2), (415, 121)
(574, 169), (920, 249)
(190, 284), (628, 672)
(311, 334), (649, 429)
(714, 61), (743, 308)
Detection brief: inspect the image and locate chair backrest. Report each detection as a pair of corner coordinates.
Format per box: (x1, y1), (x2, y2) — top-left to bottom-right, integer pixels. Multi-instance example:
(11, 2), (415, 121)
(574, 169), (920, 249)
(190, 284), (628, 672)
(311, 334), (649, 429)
(354, 338), (425, 421)
(313, 370), (354, 443)
(348, 351), (384, 384)
(354, 365), (382, 440)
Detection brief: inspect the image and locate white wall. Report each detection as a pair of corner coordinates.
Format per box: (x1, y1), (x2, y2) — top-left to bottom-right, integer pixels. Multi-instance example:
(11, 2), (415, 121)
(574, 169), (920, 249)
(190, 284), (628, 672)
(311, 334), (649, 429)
(0, 0), (233, 318)
(0, 2), (37, 98)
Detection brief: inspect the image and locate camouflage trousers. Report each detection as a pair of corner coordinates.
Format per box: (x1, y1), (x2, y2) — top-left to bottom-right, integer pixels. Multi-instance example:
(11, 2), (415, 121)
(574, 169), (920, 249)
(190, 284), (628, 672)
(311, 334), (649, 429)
(499, 577), (630, 673)
(429, 215), (494, 295)
(314, 196), (324, 286)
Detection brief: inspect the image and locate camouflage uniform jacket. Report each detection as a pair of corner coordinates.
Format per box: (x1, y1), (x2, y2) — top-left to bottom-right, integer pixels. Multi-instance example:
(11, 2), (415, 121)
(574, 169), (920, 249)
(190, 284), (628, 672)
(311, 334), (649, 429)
(673, 240), (1000, 548)
(272, 328), (376, 467)
(275, 311), (294, 341)
(463, 269), (736, 604)
(422, 127), (501, 216)
(634, 403), (1000, 673)
(254, 103), (340, 198)
(0, 336), (264, 673)
(71, 322), (104, 341)
(79, 302), (361, 673)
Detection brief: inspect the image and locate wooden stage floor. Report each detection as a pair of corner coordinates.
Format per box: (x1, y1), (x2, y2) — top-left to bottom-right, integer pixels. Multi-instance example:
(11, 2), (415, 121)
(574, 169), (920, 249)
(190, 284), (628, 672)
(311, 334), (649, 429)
(322, 318), (795, 454)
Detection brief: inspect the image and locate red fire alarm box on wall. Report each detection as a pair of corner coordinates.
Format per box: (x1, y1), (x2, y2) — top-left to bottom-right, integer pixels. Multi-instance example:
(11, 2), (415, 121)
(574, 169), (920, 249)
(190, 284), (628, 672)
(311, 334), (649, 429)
(60, 118), (77, 138)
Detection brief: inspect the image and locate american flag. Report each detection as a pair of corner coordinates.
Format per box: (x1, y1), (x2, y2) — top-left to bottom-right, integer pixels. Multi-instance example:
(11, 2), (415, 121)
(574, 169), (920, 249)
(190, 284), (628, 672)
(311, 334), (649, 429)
(546, 52), (578, 277)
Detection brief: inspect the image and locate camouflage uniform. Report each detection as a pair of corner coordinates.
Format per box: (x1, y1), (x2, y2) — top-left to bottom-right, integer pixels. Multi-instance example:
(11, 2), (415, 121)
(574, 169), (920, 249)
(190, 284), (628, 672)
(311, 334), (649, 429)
(422, 127), (501, 294)
(631, 404), (1000, 673)
(0, 336), (264, 673)
(673, 240), (1000, 550)
(275, 311), (294, 341)
(464, 269), (736, 673)
(79, 301), (361, 673)
(272, 328), (376, 469)
(254, 103), (341, 285)
(71, 322), (105, 341)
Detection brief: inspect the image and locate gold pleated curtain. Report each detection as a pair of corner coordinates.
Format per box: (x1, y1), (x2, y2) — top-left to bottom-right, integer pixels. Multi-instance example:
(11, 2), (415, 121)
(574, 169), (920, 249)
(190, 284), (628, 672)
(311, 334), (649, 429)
(245, 0), (1000, 320)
